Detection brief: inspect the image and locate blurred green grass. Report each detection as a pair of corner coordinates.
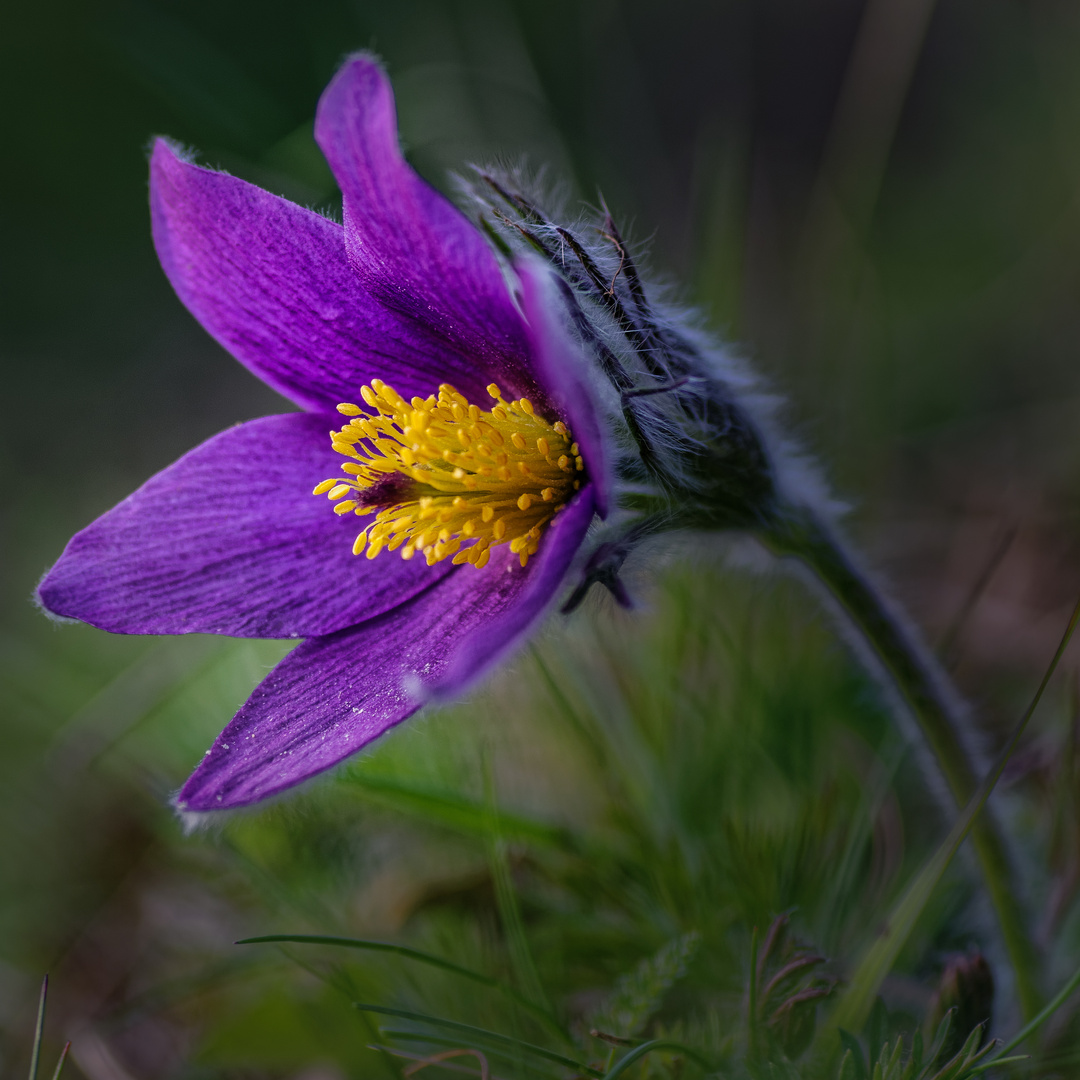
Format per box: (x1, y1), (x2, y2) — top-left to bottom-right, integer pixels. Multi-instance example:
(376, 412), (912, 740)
(6, 0), (1080, 1076)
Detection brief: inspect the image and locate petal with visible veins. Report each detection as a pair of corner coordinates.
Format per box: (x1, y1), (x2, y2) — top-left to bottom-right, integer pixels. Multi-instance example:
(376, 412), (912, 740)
(151, 140), (500, 408)
(314, 54), (542, 405)
(38, 413), (453, 638)
(176, 489), (595, 810)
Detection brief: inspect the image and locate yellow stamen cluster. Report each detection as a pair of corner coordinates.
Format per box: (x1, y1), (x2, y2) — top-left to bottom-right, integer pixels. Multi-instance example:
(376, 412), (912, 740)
(313, 380), (585, 569)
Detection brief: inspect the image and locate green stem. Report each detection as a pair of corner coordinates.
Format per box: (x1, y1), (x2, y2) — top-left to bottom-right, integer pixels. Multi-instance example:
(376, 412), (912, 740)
(764, 504), (1042, 1020)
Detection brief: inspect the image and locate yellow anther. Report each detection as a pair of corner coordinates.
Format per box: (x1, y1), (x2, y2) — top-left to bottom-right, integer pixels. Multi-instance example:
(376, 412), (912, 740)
(314, 378), (585, 570)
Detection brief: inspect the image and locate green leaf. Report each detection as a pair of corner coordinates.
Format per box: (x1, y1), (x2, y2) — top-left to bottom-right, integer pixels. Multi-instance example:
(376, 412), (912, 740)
(838, 1029), (868, 1080)
(838, 1048), (856, 1080)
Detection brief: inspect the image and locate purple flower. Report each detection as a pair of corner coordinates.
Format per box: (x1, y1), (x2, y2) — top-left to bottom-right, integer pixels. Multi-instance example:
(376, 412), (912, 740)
(37, 55), (609, 815)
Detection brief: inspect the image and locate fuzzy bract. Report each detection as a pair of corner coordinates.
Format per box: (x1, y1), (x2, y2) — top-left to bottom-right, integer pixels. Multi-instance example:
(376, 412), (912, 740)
(36, 55), (610, 814)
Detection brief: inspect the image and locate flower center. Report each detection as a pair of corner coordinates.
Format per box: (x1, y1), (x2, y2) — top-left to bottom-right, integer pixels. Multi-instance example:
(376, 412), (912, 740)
(314, 380), (584, 569)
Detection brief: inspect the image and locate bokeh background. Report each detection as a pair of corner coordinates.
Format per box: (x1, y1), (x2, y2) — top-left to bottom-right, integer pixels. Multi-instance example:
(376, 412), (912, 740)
(5, 0), (1080, 1076)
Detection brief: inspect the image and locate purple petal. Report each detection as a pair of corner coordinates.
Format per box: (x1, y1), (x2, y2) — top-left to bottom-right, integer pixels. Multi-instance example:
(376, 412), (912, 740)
(37, 414), (451, 638)
(517, 259), (613, 517)
(151, 140), (499, 408)
(176, 489), (596, 810)
(313, 55), (541, 403)
(430, 487), (597, 697)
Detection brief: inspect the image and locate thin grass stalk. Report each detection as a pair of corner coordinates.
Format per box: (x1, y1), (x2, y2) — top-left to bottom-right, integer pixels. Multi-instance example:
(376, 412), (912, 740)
(28, 976), (47, 1080)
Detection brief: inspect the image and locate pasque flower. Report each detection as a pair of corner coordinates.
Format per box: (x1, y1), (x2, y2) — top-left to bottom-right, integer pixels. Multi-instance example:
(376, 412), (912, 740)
(33, 50), (1048, 1013)
(37, 55), (610, 813)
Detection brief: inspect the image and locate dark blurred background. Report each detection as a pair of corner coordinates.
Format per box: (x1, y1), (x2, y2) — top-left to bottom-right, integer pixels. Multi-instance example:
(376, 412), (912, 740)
(5, 1), (1080, 1077)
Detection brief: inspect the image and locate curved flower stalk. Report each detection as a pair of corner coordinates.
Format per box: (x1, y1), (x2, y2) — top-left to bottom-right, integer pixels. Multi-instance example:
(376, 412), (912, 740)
(37, 55), (609, 815)
(465, 172), (1040, 1015)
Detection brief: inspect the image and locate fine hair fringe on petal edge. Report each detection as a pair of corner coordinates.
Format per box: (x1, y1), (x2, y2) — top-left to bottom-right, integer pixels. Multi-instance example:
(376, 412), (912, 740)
(31, 569), (79, 626)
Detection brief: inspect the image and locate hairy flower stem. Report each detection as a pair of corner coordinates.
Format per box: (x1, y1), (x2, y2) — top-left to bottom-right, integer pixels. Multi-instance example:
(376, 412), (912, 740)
(764, 504), (1042, 1021)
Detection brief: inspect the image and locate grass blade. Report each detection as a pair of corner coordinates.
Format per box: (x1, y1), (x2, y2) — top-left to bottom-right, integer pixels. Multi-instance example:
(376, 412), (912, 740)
(601, 1039), (714, 1079)
(994, 957), (1080, 1058)
(345, 775), (574, 849)
(238, 935), (566, 1038)
(966, 1055), (1028, 1074)
(238, 935), (503, 986)
(48, 1042), (71, 1080)
(28, 976), (47, 1080)
(353, 1003), (601, 1077)
(483, 753), (550, 1015)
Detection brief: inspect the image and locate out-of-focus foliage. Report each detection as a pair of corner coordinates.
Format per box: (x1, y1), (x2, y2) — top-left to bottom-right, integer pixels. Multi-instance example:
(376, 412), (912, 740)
(6, 0), (1080, 1077)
